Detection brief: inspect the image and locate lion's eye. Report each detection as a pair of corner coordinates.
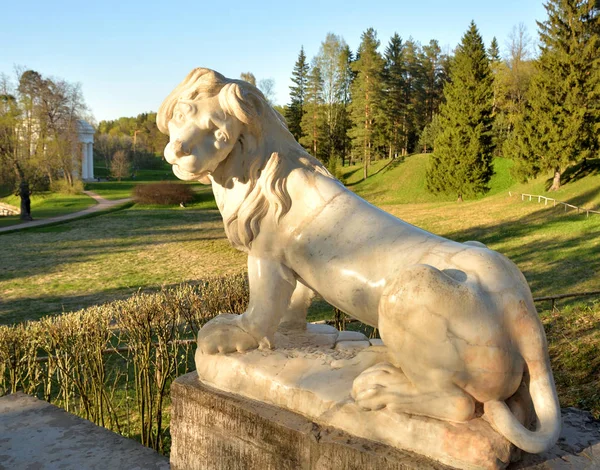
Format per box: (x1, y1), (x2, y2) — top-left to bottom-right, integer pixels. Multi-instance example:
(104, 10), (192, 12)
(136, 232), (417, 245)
(215, 130), (227, 142)
(175, 112), (184, 122)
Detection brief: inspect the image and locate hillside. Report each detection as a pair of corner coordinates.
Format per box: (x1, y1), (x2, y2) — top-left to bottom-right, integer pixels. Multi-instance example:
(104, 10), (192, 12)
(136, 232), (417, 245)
(339, 155), (600, 298)
(344, 154), (600, 209)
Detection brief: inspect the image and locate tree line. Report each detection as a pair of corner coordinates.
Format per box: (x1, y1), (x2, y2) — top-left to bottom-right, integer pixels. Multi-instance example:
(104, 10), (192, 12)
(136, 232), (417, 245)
(284, 31), (449, 179)
(95, 113), (169, 179)
(282, 0), (599, 199)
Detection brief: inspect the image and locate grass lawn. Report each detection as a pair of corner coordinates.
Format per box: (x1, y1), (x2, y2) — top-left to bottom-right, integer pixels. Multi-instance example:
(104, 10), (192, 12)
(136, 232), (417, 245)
(0, 192), (96, 229)
(0, 192), (244, 324)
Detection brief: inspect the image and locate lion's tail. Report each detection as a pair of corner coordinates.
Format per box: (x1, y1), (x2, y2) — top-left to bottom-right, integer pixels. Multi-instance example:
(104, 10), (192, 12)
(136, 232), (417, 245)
(484, 301), (561, 454)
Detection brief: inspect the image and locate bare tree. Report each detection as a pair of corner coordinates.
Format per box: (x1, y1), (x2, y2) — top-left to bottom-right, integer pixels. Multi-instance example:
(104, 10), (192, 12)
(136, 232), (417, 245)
(258, 78), (276, 105)
(110, 150), (130, 181)
(239, 72), (256, 86)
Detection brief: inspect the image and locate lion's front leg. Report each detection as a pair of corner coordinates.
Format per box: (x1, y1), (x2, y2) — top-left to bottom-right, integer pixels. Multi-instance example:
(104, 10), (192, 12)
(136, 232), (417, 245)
(197, 255), (296, 354)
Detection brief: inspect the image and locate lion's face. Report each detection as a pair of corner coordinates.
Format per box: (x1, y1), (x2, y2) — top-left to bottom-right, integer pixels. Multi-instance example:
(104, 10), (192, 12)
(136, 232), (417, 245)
(163, 95), (243, 181)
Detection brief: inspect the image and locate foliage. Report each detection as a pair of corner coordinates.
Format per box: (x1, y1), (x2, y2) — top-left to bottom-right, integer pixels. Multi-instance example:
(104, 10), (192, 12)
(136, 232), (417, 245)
(426, 21), (495, 201)
(49, 178), (84, 195)
(514, 0), (600, 190)
(299, 60), (327, 160)
(286, 47), (310, 141)
(349, 28), (385, 180)
(95, 112), (168, 172)
(315, 34), (353, 165)
(418, 114), (441, 153)
(133, 182), (195, 206)
(0, 70), (87, 219)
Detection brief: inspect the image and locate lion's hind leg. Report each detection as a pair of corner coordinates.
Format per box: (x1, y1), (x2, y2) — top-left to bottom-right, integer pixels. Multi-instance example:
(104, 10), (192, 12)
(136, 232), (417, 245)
(352, 264), (481, 422)
(352, 362), (475, 422)
(279, 281), (315, 331)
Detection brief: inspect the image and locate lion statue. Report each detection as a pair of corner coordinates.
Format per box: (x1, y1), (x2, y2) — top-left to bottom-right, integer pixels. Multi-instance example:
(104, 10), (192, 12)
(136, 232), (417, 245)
(157, 68), (561, 454)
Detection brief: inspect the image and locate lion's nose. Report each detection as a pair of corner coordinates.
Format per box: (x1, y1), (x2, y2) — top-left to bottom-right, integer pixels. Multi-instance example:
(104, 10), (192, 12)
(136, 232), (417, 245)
(173, 139), (190, 158)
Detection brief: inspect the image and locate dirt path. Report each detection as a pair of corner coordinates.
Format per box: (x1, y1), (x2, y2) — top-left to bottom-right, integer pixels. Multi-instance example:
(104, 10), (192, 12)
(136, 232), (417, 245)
(0, 191), (132, 234)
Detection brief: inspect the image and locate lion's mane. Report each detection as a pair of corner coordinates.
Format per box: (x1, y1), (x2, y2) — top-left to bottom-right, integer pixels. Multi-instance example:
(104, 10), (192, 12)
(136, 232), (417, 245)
(157, 68), (333, 250)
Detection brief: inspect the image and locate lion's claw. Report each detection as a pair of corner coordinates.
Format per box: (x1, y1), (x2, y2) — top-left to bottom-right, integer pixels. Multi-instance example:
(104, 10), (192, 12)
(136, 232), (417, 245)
(197, 313), (260, 354)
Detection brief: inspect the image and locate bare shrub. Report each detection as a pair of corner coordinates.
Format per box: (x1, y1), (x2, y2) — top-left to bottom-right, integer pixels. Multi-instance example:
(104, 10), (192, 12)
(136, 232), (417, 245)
(0, 273), (249, 454)
(133, 182), (195, 205)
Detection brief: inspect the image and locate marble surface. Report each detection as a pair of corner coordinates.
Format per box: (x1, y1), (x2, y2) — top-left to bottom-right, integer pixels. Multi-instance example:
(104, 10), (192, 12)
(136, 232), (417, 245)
(194, 325), (523, 470)
(158, 68), (562, 460)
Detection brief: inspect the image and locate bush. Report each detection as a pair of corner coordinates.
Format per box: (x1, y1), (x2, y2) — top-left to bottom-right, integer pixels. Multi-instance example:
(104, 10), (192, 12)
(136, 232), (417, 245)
(133, 182), (195, 205)
(0, 273), (249, 454)
(49, 179), (84, 195)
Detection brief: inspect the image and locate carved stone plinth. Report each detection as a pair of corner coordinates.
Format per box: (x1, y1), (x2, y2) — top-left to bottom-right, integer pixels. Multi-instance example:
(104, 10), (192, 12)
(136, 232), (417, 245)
(170, 371), (451, 470)
(170, 372), (600, 470)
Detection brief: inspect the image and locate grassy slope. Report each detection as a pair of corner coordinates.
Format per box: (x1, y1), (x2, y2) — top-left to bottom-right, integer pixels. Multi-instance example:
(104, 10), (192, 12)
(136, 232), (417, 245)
(343, 154), (600, 298)
(0, 192), (97, 228)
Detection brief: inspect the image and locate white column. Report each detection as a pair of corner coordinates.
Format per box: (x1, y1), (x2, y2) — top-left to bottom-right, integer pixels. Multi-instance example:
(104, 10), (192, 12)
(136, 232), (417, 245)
(81, 143), (88, 179)
(87, 142), (94, 180)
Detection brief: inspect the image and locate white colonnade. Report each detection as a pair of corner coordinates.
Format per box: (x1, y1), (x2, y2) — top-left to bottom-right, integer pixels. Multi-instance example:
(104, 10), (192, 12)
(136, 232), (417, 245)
(76, 120), (95, 181)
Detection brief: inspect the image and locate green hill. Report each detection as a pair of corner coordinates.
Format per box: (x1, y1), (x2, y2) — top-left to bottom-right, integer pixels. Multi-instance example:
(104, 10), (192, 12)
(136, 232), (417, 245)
(342, 154), (600, 210)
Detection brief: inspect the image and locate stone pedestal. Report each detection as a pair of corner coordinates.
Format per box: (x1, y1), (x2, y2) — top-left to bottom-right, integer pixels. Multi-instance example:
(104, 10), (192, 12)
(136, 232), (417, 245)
(171, 372), (600, 470)
(170, 372), (450, 470)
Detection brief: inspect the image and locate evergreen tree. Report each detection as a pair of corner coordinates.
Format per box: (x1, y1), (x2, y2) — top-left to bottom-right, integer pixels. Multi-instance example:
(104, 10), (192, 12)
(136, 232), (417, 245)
(286, 47), (309, 141)
(349, 28), (385, 180)
(299, 62), (327, 161)
(488, 37), (501, 62)
(426, 21), (495, 202)
(421, 39), (446, 125)
(382, 33), (406, 159)
(337, 45), (354, 166)
(520, 0), (600, 190)
(401, 39), (426, 154)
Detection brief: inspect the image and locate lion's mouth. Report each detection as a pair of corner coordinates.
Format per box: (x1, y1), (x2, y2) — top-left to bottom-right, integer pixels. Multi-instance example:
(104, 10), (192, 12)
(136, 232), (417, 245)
(172, 165), (208, 182)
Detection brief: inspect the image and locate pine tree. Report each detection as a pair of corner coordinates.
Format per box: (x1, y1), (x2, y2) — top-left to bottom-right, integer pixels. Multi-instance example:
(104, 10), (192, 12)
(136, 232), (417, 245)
(421, 39), (446, 125)
(488, 37), (501, 62)
(426, 21), (495, 202)
(349, 28), (385, 180)
(520, 0), (600, 190)
(286, 47), (309, 141)
(299, 62), (326, 161)
(401, 39), (426, 154)
(382, 33), (406, 159)
(337, 45), (354, 166)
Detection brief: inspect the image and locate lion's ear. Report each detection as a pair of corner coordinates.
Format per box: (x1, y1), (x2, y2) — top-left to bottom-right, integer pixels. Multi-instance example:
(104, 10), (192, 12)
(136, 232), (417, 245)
(219, 83), (264, 129)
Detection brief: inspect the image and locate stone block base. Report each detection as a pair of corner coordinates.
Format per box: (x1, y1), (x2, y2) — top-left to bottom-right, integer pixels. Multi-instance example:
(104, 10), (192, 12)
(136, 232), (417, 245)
(170, 371), (451, 470)
(171, 372), (600, 470)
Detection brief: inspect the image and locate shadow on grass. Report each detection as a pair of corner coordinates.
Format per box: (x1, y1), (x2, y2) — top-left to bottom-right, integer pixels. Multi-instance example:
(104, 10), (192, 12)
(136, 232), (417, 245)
(544, 158), (600, 191)
(444, 202), (600, 297)
(344, 156), (409, 188)
(0, 208), (227, 286)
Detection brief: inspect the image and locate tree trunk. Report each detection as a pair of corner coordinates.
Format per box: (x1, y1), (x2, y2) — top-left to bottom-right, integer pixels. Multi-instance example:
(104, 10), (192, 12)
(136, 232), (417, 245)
(549, 168), (561, 191)
(19, 181), (33, 221)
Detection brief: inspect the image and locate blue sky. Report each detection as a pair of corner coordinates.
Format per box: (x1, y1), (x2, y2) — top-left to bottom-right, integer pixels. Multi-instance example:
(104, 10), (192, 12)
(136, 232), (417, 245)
(1, 0), (546, 123)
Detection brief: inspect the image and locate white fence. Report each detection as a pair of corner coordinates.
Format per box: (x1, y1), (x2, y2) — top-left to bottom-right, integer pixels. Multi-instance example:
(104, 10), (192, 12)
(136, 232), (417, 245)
(510, 192), (600, 218)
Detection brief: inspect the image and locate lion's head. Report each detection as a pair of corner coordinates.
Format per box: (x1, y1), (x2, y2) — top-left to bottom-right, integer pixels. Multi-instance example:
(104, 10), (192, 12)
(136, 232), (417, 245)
(157, 68), (333, 250)
(157, 68), (288, 183)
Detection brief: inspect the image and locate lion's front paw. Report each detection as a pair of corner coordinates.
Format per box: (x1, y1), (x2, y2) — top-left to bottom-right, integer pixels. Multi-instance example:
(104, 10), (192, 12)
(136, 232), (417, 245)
(197, 314), (260, 354)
